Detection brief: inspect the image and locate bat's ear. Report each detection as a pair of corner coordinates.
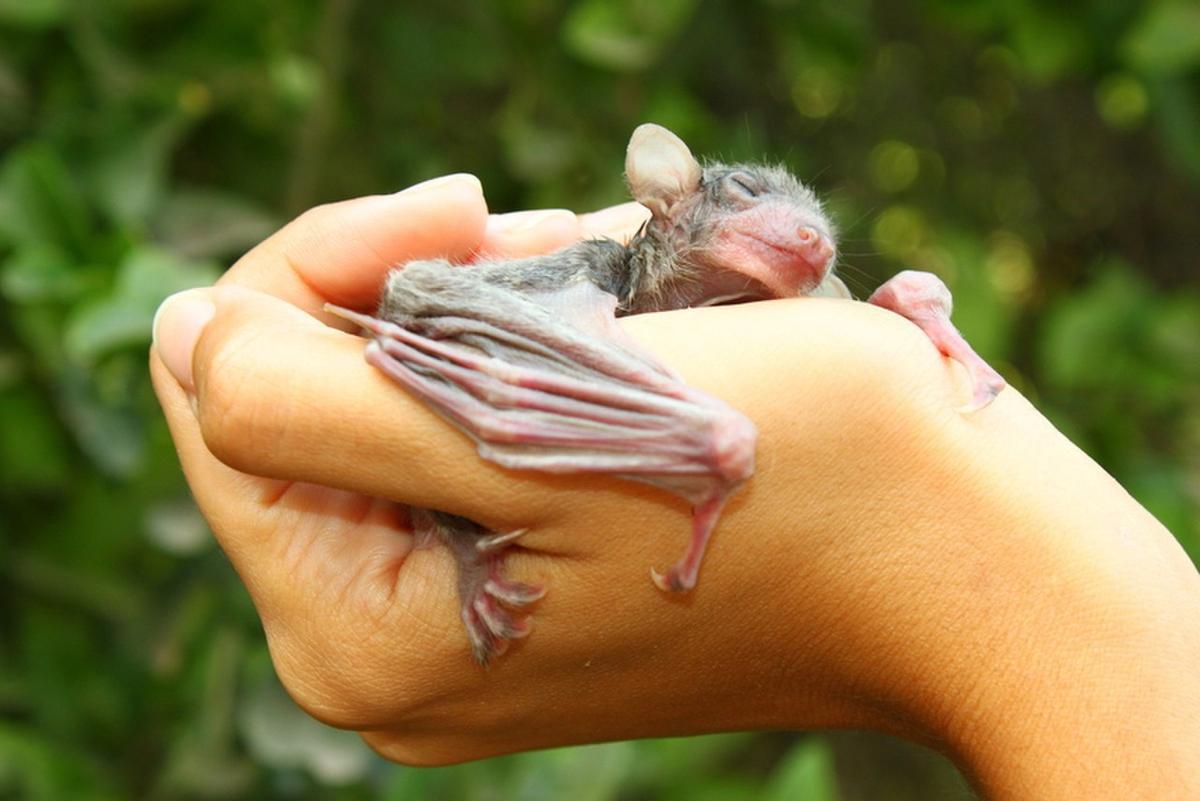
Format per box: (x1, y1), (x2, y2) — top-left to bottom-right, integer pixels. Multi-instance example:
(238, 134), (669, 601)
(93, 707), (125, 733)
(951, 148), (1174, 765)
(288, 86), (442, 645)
(626, 124), (702, 219)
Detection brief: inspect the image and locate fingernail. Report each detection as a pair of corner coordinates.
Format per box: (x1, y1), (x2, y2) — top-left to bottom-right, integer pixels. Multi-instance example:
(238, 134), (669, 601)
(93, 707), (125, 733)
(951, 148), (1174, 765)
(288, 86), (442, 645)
(486, 208), (577, 236)
(396, 172), (482, 197)
(152, 289), (215, 394)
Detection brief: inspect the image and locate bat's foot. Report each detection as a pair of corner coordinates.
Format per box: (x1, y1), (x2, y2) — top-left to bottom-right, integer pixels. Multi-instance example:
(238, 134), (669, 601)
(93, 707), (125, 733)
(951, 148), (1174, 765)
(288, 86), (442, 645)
(411, 508), (544, 665)
(867, 270), (1006, 413)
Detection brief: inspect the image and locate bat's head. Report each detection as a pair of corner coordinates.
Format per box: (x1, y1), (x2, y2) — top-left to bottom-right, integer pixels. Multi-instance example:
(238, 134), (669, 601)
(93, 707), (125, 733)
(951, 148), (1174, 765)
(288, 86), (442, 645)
(626, 124), (837, 305)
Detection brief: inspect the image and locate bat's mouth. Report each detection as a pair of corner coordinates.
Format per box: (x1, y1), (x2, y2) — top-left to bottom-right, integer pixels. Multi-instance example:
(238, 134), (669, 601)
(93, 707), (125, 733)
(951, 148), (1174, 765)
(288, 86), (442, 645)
(708, 226), (835, 301)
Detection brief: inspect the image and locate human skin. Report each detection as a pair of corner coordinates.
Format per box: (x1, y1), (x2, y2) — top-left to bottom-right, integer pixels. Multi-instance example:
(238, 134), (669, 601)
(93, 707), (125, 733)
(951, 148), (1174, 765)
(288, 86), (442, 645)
(150, 174), (1200, 799)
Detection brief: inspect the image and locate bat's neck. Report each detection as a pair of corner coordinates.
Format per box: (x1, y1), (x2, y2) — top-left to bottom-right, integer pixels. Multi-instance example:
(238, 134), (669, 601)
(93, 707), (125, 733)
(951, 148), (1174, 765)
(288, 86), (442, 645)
(620, 225), (690, 316)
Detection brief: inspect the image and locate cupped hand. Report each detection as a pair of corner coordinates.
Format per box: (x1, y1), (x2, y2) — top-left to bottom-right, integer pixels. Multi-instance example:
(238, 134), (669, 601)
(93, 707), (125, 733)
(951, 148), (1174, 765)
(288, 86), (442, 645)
(151, 175), (1200, 799)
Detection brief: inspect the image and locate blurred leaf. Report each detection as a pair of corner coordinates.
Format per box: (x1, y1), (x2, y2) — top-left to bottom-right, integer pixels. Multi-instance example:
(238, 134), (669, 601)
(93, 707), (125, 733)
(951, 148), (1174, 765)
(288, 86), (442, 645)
(1037, 263), (1200, 555)
(0, 55), (28, 133)
(1094, 73), (1148, 130)
(1, 244), (97, 302)
(1039, 265), (1148, 391)
(144, 497), (212, 556)
(1006, 5), (1088, 80)
(239, 673), (373, 785)
(0, 0), (65, 29)
(0, 723), (122, 801)
(499, 112), (576, 182)
(504, 743), (635, 801)
(563, 0), (698, 71)
(0, 385), (71, 491)
(0, 143), (91, 254)
(269, 54), (321, 110)
(91, 116), (185, 228)
(1125, 459), (1198, 556)
(662, 776), (763, 801)
(1123, 2), (1200, 75)
(1153, 294), (1200, 374)
(6, 553), (142, 622)
(56, 363), (145, 477)
(0, 349), (20, 390)
(629, 734), (751, 784)
(642, 84), (713, 141)
(763, 738), (839, 801)
(870, 204), (927, 260)
(869, 140), (919, 193)
(153, 188), (278, 259)
(65, 246), (220, 362)
(155, 626), (256, 799)
(1147, 77), (1200, 179)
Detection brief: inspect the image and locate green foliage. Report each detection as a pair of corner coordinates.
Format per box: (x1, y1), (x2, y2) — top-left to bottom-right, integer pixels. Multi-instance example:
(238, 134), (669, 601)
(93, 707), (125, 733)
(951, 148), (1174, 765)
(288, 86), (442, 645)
(762, 738), (839, 801)
(1, 0), (1196, 799)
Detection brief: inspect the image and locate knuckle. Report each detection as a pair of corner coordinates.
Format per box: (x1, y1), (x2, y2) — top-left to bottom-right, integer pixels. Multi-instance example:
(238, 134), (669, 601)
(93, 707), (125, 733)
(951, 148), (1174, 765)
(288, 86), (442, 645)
(291, 202), (340, 236)
(266, 625), (392, 729)
(285, 203), (343, 254)
(261, 604), (455, 731)
(196, 328), (289, 472)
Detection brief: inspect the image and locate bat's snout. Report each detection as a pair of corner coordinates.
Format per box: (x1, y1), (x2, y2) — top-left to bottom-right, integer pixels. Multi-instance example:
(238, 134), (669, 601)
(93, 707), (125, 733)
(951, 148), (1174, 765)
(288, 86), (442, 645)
(797, 226), (836, 272)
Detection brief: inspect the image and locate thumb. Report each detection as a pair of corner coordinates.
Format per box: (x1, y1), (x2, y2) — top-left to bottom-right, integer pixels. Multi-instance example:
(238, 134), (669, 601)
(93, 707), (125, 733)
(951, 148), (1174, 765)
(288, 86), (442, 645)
(151, 283), (551, 532)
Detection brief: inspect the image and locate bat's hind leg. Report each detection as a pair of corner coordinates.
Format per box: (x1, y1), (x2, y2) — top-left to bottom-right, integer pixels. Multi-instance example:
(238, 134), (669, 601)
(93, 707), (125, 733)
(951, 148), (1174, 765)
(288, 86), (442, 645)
(411, 508), (545, 665)
(868, 270), (1006, 411)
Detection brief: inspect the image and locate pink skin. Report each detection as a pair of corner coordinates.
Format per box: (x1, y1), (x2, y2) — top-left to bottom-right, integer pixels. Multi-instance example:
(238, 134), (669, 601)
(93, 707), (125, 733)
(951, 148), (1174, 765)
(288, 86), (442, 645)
(706, 205), (837, 298)
(650, 495), (728, 592)
(335, 256), (1005, 661)
(336, 154), (1003, 661)
(708, 211), (1004, 411)
(327, 302), (756, 661)
(867, 270), (1006, 411)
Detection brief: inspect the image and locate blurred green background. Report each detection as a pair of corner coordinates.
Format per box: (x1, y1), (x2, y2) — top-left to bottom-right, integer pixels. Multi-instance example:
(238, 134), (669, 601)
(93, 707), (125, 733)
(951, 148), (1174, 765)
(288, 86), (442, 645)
(1, 1), (1197, 799)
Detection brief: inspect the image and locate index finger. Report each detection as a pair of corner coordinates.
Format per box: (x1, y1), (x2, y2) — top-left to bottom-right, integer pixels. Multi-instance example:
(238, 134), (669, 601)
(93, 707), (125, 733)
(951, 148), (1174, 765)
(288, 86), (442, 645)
(220, 174), (490, 318)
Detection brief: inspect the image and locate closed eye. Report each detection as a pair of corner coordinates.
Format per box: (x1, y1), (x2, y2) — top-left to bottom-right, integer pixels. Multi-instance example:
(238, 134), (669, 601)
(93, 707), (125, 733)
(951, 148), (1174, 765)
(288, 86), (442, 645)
(729, 174), (759, 197)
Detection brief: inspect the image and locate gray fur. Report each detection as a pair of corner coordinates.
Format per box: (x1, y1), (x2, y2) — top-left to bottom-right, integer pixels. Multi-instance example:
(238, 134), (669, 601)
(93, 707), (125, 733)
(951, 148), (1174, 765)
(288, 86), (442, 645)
(381, 160), (835, 321)
(361, 123), (839, 664)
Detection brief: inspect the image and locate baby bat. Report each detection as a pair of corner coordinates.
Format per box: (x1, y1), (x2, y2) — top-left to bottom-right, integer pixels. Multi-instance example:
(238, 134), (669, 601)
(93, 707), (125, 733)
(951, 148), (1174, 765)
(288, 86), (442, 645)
(328, 124), (1005, 664)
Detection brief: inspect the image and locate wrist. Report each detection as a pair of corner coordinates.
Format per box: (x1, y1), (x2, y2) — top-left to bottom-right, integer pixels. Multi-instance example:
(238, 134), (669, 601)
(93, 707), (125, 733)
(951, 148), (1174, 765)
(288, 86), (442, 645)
(650, 298), (1200, 797)
(839, 385), (1200, 799)
(945, 550), (1200, 799)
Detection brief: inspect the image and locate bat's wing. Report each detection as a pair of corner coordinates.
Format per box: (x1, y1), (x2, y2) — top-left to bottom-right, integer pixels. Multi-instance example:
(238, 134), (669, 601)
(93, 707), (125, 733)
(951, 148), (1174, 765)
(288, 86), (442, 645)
(326, 262), (755, 662)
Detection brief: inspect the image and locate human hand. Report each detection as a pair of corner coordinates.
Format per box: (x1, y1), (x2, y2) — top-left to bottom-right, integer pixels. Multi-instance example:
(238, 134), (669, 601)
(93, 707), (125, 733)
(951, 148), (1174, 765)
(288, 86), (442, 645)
(151, 175), (1200, 799)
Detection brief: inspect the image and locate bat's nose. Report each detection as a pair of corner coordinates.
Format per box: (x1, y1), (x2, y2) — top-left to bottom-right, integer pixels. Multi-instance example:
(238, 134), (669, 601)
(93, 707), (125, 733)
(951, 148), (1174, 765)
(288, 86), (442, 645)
(798, 226), (835, 269)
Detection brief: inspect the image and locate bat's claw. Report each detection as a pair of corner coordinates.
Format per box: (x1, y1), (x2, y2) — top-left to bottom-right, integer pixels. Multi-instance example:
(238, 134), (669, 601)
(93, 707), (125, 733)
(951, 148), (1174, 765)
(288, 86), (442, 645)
(472, 594), (531, 640)
(651, 566), (693, 593)
(956, 369), (1006, 414)
(463, 570), (545, 664)
(476, 527), (529, 554)
(460, 573), (544, 665)
(484, 576), (547, 606)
